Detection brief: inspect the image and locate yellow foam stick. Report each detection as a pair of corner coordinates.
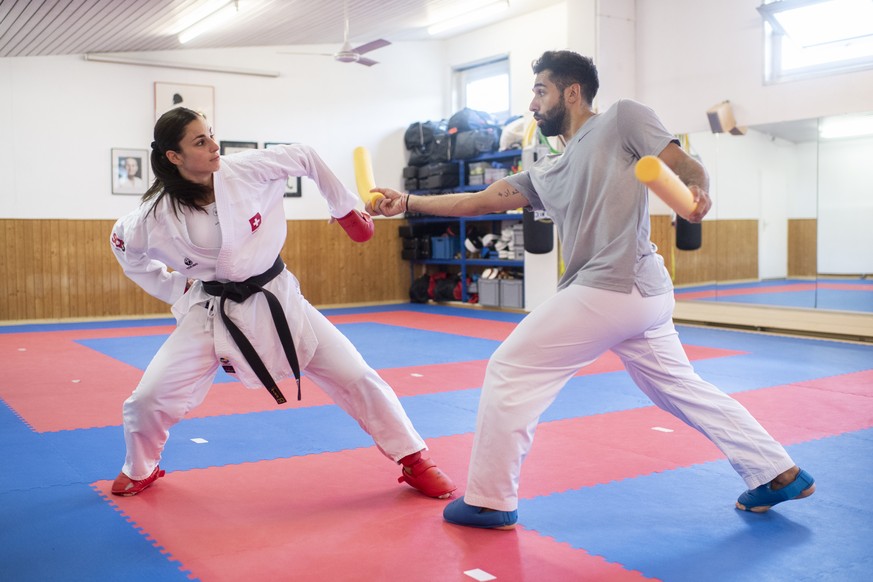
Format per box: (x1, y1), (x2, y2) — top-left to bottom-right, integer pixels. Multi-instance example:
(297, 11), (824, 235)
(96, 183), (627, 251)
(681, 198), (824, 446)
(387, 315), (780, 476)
(522, 117), (538, 148)
(353, 146), (385, 212)
(635, 155), (697, 220)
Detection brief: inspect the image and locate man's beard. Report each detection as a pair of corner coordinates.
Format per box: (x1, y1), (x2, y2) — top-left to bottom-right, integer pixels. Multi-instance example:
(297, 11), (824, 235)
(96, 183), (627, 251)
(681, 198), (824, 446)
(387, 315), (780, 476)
(537, 97), (567, 137)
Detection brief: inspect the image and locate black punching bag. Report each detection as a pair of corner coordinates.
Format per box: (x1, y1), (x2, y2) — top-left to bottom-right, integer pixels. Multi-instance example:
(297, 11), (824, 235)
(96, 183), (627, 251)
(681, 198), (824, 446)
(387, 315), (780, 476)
(676, 216), (701, 251)
(523, 207), (554, 254)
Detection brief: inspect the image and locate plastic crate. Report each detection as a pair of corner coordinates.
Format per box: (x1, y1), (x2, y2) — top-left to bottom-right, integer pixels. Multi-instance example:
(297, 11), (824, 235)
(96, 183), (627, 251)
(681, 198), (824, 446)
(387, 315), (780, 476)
(430, 235), (459, 259)
(478, 279), (500, 306)
(499, 279), (524, 308)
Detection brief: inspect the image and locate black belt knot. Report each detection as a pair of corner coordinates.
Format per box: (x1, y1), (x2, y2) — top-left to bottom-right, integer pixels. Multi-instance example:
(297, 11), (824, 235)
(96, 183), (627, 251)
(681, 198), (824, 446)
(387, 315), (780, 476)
(202, 256), (300, 404)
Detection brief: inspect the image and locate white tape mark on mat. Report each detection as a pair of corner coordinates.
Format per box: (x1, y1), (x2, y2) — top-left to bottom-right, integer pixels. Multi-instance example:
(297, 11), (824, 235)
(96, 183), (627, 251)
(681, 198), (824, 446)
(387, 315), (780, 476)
(191, 438), (208, 444)
(464, 568), (497, 581)
(651, 426), (674, 432)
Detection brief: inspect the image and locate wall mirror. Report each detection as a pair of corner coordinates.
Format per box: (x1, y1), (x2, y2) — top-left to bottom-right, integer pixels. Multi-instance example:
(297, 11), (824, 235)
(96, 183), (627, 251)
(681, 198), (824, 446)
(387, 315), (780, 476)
(674, 113), (873, 318)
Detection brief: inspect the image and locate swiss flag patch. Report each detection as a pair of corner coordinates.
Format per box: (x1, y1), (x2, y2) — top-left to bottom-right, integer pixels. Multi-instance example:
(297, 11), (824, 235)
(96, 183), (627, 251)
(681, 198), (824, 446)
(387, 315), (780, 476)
(249, 213), (262, 232)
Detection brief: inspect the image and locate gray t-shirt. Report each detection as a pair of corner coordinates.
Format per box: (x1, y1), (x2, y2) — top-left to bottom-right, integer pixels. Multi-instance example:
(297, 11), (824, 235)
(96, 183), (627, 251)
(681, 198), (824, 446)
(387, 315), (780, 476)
(506, 99), (677, 296)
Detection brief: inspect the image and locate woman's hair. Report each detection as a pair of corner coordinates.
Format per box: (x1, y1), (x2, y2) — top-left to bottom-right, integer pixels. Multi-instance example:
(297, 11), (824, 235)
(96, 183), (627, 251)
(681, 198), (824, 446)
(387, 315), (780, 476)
(532, 51), (599, 105)
(143, 107), (212, 216)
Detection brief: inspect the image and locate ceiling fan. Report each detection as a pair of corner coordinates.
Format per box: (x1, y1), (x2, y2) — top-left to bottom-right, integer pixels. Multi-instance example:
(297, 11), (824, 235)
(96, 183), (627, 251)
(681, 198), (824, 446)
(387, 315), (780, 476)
(279, 12), (390, 66)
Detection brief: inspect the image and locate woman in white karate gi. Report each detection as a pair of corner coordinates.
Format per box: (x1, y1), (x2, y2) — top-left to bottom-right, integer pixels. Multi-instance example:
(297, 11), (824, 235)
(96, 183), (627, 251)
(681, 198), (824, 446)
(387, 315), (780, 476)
(109, 107), (455, 499)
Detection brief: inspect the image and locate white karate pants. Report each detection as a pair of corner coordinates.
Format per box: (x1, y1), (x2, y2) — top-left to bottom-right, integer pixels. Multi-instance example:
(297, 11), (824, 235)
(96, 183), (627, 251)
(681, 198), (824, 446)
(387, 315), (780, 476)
(120, 300), (425, 480)
(463, 284), (795, 512)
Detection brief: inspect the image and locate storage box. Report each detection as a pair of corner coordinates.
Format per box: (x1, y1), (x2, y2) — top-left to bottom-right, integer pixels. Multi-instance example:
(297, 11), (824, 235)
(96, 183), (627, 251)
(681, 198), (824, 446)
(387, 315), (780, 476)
(499, 279), (524, 308)
(430, 235), (459, 259)
(484, 167), (510, 184)
(478, 279), (500, 306)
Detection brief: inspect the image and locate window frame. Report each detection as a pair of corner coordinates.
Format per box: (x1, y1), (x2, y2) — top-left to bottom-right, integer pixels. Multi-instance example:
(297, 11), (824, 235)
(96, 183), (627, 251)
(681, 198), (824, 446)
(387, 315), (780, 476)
(452, 55), (511, 122)
(759, 0), (873, 84)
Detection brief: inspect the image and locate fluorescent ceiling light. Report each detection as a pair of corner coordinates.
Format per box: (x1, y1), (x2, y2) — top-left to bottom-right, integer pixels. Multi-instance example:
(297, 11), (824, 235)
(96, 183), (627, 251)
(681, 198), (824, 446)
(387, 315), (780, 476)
(758, 0), (873, 48)
(428, 1), (509, 36)
(819, 113), (873, 139)
(178, 1), (240, 44)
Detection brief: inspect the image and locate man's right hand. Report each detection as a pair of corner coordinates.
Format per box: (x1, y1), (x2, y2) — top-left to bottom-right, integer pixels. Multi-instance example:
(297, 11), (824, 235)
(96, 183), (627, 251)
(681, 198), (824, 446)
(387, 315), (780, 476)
(369, 187), (407, 217)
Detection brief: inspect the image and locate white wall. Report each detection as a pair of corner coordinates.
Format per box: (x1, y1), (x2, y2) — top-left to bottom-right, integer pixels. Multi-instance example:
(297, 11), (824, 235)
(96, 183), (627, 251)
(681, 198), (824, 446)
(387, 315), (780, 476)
(818, 136), (873, 274)
(636, 0), (873, 134)
(0, 42), (446, 219)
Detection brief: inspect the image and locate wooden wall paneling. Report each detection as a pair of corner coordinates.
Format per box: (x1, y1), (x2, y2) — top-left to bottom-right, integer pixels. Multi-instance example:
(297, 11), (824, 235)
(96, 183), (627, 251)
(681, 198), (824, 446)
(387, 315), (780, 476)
(673, 220), (720, 286)
(715, 219), (758, 282)
(73, 219), (88, 318)
(13, 220), (28, 319)
(46, 220), (60, 319)
(0, 221), (13, 319)
(83, 220), (97, 317)
(56, 220), (72, 319)
(650, 219), (758, 287)
(92, 220), (108, 316)
(30, 219), (47, 320)
(1, 221), (11, 319)
(649, 215), (674, 276)
(282, 218), (407, 307)
(0, 217), (434, 322)
(788, 218), (817, 277)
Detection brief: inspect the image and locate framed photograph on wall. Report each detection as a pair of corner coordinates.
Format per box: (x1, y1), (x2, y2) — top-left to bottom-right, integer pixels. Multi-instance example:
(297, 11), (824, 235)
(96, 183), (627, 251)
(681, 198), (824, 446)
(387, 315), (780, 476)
(154, 82), (215, 127)
(111, 148), (149, 195)
(265, 142), (302, 197)
(220, 141), (258, 155)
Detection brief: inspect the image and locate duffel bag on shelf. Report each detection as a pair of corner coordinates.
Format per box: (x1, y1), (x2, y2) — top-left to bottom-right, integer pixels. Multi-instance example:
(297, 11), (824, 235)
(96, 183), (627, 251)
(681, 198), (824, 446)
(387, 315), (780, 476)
(453, 128), (500, 159)
(404, 119), (450, 166)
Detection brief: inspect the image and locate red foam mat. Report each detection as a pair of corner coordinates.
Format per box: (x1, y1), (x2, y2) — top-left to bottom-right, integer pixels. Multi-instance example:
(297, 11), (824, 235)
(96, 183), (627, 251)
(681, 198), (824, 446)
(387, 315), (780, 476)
(94, 443), (653, 582)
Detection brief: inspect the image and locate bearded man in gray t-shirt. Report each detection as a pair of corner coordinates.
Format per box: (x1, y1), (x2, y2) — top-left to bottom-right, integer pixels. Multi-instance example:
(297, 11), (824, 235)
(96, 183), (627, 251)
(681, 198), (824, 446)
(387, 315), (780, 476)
(372, 50), (815, 530)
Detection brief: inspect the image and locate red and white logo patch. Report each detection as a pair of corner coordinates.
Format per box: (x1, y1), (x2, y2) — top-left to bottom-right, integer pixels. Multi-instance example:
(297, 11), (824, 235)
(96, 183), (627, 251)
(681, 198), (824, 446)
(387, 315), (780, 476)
(249, 213), (262, 232)
(111, 232), (125, 251)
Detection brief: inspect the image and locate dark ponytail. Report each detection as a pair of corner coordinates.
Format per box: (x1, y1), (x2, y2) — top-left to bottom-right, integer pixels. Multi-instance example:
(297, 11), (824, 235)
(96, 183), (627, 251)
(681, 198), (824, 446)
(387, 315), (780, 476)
(143, 107), (212, 217)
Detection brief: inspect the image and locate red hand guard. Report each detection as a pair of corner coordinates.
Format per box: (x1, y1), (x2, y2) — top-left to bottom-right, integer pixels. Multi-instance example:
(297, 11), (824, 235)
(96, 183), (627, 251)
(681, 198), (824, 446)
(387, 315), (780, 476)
(336, 209), (374, 243)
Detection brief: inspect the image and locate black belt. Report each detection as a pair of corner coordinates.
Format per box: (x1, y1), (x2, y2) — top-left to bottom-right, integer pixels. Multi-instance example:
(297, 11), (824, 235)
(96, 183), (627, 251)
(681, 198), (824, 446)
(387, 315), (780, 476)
(202, 256), (300, 404)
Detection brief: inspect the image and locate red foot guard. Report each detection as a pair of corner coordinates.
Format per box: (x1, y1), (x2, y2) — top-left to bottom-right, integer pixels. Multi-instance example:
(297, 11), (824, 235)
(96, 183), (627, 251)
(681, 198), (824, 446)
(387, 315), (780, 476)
(111, 465), (165, 497)
(399, 457), (457, 499)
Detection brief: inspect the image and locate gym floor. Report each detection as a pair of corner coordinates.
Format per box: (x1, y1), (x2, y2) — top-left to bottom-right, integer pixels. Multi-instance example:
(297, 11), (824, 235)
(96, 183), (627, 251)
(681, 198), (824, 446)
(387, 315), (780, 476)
(2, 303), (871, 581)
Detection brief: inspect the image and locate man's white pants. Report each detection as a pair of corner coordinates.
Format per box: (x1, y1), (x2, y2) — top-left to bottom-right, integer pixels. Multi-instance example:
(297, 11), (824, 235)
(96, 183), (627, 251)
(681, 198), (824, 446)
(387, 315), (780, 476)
(121, 300), (425, 480)
(463, 284), (795, 512)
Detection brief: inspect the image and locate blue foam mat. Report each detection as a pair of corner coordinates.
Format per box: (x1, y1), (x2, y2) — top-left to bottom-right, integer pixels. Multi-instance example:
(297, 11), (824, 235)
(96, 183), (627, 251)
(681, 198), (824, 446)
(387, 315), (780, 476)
(519, 428), (873, 582)
(0, 484), (194, 582)
(76, 322), (503, 376)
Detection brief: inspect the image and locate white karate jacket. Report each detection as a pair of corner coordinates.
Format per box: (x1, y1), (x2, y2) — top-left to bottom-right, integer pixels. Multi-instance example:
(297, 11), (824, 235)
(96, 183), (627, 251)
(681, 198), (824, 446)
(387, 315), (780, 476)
(110, 144), (360, 388)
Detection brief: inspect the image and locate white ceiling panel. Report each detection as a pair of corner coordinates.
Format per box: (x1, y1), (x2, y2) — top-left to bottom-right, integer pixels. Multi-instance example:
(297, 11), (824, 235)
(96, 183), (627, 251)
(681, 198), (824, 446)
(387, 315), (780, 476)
(0, 0), (563, 58)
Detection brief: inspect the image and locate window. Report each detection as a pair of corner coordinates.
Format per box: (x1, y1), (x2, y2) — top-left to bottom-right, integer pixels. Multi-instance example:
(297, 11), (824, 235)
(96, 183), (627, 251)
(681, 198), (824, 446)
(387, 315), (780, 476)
(759, 0), (873, 83)
(453, 56), (510, 122)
